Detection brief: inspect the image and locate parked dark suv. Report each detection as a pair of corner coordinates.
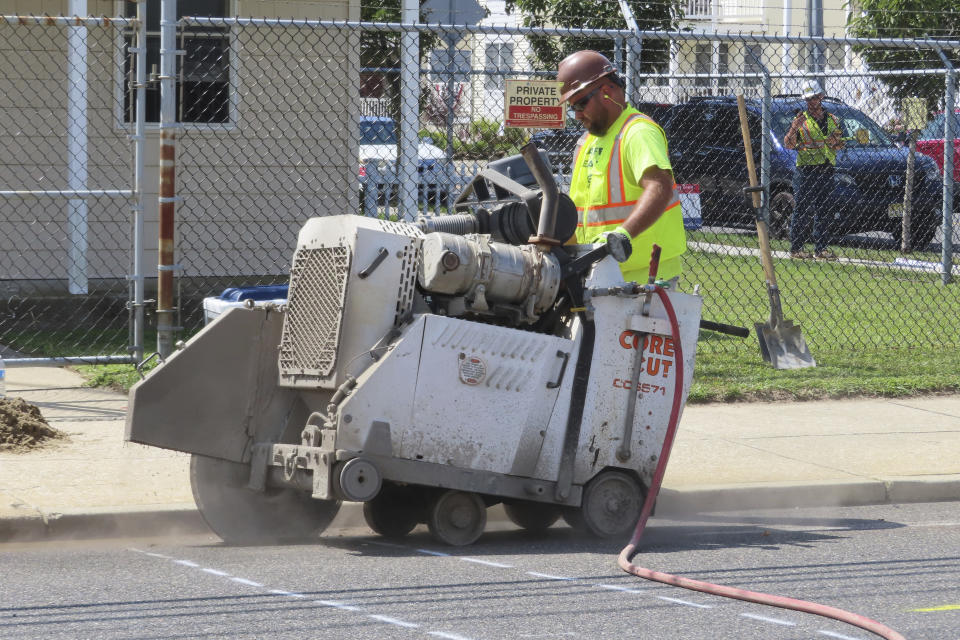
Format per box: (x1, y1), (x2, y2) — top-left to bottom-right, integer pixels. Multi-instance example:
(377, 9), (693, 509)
(530, 102), (673, 172)
(661, 96), (944, 248)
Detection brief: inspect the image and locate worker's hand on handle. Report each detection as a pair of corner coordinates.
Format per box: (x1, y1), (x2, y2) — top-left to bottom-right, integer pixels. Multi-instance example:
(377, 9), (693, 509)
(602, 226), (633, 263)
(827, 129), (845, 150)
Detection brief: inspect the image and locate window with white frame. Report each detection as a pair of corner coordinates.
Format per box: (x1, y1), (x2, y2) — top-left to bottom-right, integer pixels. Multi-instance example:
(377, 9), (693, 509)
(430, 49), (472, 84)
(122, 0), (231, 124)
(744, 44), (763, 87)
(484, 42), (513, 91)
(694, 42), (728, 88)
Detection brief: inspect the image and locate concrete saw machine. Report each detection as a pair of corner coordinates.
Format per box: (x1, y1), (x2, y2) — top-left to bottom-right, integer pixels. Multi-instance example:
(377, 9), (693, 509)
(126, 145), (703, 546)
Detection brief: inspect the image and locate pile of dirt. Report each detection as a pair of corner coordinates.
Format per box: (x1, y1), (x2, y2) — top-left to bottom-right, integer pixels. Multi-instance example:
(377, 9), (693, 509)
(0, 397), (68, 452)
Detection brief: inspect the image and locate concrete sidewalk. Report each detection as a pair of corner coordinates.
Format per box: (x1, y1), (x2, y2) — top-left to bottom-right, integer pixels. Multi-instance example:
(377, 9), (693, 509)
(2, 366), (959, 541)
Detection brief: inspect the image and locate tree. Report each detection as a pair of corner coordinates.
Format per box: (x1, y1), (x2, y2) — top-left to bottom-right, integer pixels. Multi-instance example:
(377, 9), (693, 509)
(847, 0), (960, 113)
(503, 0), (684, 74)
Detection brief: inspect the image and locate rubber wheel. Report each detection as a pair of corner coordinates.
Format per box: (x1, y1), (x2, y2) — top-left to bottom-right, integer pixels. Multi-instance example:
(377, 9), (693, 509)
(768, 190), (794, 240)
(560, 506), (588, 533)
(897, 208), (938, 250)
(503, 500), (561, 533)
(362, 484), (421, 538)
(427, 490), (486, 546)
(190, 454), (340, 545)
(576, 470), (644, 539)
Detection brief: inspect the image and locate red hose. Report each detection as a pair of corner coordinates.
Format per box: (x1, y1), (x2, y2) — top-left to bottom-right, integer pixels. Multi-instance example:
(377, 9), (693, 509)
(617, 286), (906, 640)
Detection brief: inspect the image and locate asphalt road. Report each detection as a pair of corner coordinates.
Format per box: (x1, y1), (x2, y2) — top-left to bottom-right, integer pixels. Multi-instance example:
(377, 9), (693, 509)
(1, 502), (957, 640)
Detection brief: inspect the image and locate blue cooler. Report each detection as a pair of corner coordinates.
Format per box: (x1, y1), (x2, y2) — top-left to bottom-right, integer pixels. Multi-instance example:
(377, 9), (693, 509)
(202, 284), (289, 324)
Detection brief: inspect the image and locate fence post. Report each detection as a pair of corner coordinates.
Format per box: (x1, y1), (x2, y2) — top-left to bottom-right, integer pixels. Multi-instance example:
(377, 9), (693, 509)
(398, 0), (419, 221)
(130, 0), (147, 362)
(747, 45), (772, 224)
(617, 0), (642, 104)
(934, 45), (955, 285)
(157, 0), (178, 357)
(67, 0), (89, 295)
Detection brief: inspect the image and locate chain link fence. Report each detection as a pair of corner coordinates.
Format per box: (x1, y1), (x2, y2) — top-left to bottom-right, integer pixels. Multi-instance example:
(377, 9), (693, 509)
(2, 8), (959, 363)
(0, 15), (142, 365)
(174, 17), (960, 360)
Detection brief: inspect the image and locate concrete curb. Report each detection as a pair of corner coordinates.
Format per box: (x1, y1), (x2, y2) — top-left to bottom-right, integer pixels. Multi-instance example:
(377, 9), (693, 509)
(0, 504), (207, 543)
(2, 478), (957, 543)
(656, 476), (960, 514)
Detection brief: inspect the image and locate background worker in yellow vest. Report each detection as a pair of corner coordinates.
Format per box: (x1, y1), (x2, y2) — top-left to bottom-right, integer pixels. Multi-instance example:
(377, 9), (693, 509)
(556, 50), (687, 285)
(783, 80), (846, 261)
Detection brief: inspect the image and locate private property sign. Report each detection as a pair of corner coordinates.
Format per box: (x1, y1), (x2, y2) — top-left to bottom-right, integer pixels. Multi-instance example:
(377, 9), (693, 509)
(504, 79), (564, 128)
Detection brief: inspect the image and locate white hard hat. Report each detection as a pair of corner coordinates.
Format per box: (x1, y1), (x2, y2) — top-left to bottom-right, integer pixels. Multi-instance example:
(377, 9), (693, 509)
(801, 80), (825, 99)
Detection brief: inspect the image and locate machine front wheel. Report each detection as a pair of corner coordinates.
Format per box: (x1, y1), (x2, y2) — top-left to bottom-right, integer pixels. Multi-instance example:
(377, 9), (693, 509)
(190, 454), (340, 545)
(503, 500), (561, 533)
(427, 490), (486, 546)
(576, 470), (644, 539)
(362, 484), (421, 538)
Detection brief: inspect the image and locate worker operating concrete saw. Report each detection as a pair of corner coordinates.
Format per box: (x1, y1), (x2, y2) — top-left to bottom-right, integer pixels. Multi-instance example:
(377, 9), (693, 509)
(125, 144), (704, 547)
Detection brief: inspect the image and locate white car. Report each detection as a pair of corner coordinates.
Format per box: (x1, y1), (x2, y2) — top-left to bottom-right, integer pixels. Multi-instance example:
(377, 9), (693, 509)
(359, 116), (445, 168)
(359, 116), (451, 204)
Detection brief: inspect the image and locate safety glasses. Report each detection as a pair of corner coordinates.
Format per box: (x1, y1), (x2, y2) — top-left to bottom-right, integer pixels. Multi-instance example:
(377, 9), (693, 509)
(569, 87), (602, 112)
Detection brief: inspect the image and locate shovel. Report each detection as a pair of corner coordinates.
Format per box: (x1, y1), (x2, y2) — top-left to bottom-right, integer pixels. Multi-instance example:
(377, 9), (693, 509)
(736, 94), (816, 369)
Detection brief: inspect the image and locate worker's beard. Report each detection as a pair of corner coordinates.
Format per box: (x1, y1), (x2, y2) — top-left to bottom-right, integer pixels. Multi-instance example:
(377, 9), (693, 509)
(586, 121), (607, 136)
(582, 113), (611, 137)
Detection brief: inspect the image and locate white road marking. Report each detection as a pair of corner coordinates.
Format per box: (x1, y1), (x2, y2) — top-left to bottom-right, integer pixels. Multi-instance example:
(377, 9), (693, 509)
(817, 630), (862, 640)
(741, 612), (797, 626)
(315, 599), (362, 612)
(658, 596), (713, 609)
(595, 583), (643, 594)
(229, 577), (263, 587)
(369, 614), (419, 628)
(461, 557), (513, 568)
(526, 571), (575, 581)
(130, 549), (472, 637)
(417, 548), (451, 557)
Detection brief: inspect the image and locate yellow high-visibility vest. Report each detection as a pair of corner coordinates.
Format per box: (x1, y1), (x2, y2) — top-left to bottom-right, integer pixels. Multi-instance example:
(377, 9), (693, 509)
(569, 109), (686, 281)
(796, 111), (841, 166)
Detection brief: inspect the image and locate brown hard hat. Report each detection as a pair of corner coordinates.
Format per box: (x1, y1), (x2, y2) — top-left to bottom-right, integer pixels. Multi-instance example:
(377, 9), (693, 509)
(558, 50), (617, 102)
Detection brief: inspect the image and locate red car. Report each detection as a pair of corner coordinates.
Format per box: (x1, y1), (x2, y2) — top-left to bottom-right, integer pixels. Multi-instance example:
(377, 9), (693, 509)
(916, 109), (960, 182)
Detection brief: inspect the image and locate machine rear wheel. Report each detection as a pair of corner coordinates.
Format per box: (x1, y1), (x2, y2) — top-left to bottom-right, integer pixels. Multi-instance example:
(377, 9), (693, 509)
(561, 506), (588, 533)
(576, 470), (643, 539)
(503, 500), (561, 533)
(362, 484), (421, 538)
(427, 490), (486, 546)
(897, 207), (938, 250)
(190, 454), (340, 545)
(768, 190), (794, 240)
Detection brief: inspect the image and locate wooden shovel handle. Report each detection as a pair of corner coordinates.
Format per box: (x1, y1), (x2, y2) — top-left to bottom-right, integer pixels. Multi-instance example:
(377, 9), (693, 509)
(736, 94), (777, 286)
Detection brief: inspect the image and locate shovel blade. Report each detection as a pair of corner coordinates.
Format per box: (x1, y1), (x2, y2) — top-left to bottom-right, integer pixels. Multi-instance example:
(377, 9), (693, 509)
(754, 320), (816, 369)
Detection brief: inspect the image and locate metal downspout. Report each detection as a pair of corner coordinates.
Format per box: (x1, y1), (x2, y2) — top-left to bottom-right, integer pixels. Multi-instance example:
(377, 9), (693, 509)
(933, 45), (955, 285)
(157, 0), (178, 357)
